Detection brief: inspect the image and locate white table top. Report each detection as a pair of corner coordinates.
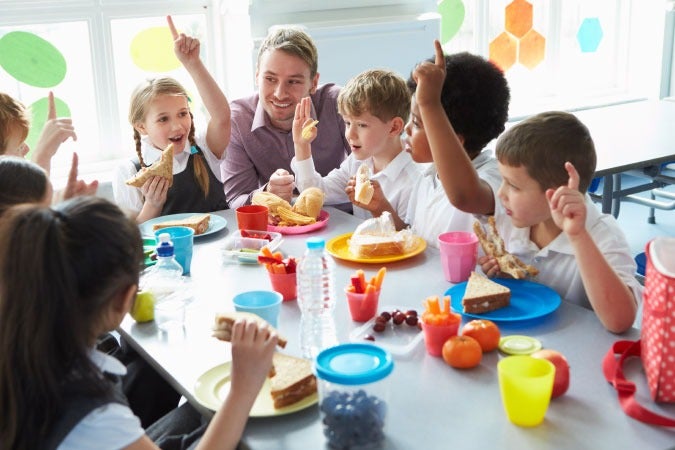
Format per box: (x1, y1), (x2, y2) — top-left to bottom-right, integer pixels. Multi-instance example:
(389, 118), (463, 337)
(119, 207), (675, 449)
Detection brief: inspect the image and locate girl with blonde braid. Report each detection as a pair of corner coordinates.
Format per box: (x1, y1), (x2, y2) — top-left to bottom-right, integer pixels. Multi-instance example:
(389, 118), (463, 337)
(113, 16), (230, 223)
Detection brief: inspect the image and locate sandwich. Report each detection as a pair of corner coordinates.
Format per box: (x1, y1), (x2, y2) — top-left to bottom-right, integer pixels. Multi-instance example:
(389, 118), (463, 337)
(301, 119), (319, 140)
(292, 187), (324, 219)
(212, 311), (287, 348)
(473, 217), (538, 279)
(354, 163), (374, 205)
(152, 213), (210, 235)
(462, 271), (511, 314)
(126, 143), (174, 187)
(348, 211), (414, 258)
(269, 352), (317, 409)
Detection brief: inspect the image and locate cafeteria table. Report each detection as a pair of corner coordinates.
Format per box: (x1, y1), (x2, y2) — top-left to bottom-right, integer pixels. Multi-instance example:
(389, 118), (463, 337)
(119, 207), (675, 449)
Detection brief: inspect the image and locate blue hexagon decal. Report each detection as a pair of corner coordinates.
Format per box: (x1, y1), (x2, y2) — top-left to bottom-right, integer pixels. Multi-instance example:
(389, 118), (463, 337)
(577, 17), (603, 53)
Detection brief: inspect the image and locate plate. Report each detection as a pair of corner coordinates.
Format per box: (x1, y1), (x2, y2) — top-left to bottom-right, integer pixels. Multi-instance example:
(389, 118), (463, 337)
(326, 233), (427, 264)
(268, 210), (330, 235)
(446, 278), (561, 322)
(140, 213), (227, 238)
(349, 306), (424, 357)
(193, 362), (318, 417)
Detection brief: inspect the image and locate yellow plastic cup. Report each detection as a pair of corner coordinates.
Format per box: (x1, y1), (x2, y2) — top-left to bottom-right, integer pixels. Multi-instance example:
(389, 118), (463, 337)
(498, 355), (555, 427)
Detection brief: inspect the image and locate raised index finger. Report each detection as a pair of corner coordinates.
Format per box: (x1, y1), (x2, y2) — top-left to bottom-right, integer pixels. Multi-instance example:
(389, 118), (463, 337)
(565, 161), (580, 190)
(433, 39), (444, 68)
(47, 91), (56, 120)
(166, 15), (178, 39)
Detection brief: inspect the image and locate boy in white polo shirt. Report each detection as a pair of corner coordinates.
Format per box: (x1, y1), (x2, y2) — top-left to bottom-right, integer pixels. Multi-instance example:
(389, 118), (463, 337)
(290, 69), (420, 219)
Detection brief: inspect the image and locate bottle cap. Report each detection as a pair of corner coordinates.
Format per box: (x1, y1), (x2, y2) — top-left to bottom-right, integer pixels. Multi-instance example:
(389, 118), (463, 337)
(498, 335), (542, 355)
(156, 233), (175, 257)
(306, 237), (325, 250)
(314, 344), (393, 385)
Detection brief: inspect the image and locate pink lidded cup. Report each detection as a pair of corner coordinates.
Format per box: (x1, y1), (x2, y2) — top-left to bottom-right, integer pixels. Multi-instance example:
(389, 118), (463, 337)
(346, 287), (381, 322)
(438, 231), (479, 283)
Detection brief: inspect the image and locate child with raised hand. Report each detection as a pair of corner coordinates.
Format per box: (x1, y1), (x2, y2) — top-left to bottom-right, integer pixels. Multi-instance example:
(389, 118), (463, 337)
(290, 69), (420, 219)
(477, 111), (640, 333)
(113, 15), (230, 223)
(0, 196), (278, 449)
(376, 41), (510, 246)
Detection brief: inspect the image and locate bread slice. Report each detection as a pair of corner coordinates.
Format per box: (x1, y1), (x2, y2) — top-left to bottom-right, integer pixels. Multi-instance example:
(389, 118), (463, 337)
(126, 143), (174, 187)
(473, 218), (538, 279)
(354, 163), (374, 205)
(212, 311), (287, 348)
(462, 271), (511, 314)
(152, 214), (210, 235)
(269, 353), (317, 409)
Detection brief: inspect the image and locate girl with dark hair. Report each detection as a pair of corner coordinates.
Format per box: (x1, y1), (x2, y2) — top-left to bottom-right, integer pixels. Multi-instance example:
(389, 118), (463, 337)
(113, 15), (230, 223)
(0, 155), (52, 216)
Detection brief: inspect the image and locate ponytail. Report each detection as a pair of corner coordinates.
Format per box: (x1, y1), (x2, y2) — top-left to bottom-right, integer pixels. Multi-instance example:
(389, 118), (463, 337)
(133, 129), (147, 168)
(188, 115), (210, 198)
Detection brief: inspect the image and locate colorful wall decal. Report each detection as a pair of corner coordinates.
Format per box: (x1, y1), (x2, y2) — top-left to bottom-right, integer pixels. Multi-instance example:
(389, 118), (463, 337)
(489, 0), (546, 72)
(130, 26), (180, 72)
(0, 31), (66, 88)
(26, 95), (71, 152)
(438, 0), (465, 45)
(577, 17), (603, 53)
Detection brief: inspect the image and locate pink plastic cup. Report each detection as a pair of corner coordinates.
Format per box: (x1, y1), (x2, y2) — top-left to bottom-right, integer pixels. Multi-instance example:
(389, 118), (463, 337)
(268, 271), (297, 301)
(438, 231), (479, 283)
(236, 205), (269, 231)
(345, 287), (381, 322)
(421, 321), (460, 357)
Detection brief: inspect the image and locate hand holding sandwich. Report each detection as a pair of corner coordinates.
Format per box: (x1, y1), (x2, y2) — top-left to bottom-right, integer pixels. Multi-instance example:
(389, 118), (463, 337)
(346, 175), (389, 217)
(136, 176), (170, 223)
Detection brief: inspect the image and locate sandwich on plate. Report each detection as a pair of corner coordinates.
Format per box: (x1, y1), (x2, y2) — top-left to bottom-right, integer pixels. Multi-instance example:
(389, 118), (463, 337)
(461, 271), (511, 314)
(152, 213), (211, 235)
(126, 143), (174, 188)
(348, 211), (415, 258)
(269, 352), (317, 409)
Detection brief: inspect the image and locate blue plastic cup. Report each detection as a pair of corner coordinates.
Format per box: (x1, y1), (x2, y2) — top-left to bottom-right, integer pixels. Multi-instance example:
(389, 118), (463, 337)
(232, 290), (283, 327)
(154, 226), (194, 275)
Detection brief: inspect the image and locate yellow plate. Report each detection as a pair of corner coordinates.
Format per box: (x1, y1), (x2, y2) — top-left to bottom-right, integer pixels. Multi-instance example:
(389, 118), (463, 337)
(326, 232), (427, 263)
(193, 362), (318, 417)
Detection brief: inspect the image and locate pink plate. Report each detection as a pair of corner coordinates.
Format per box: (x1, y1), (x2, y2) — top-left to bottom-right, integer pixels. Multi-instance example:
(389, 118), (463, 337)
(268, 210), (330, 235)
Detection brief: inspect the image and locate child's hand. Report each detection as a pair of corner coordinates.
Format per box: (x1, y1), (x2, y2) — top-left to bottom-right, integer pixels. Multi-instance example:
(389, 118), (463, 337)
(412, 40), (446, 109)
(32, 92), (77, 172)
(346, 177), (387, 216)
(229, 319), (277, 400)
(141, 176), (169, 208)
(62, 152), (98, 200)
(167, 15), (200, 68)
(292, 97), (316, 161)
(478, 255), (504, 278)
(546, 162), (587, 238)
(267, 169), (295, 202)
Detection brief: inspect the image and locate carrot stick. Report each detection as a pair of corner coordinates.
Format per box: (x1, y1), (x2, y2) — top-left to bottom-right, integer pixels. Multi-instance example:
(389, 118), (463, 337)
(443, 296), (450, 314)
(272, 251), (283, 261)
(357, 269), (367, 290)
(429, 296), (440, 314)
(374, 267), (387, 289)
(261, 246), (274, 258)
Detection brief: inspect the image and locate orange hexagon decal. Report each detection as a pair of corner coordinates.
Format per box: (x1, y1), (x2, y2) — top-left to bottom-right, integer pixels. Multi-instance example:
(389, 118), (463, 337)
(489, 32), (518, 72)
(505, 0), (533, 39)
(519, 29), (546, 69)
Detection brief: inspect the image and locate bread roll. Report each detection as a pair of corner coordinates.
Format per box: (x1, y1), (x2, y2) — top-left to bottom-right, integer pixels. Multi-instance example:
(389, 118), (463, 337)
(292, 187), (324, 219)
(354, 163), (374, 205)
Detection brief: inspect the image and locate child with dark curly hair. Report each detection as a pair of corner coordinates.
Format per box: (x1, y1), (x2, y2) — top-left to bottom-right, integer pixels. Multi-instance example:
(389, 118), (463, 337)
(379, 41), (510, 246)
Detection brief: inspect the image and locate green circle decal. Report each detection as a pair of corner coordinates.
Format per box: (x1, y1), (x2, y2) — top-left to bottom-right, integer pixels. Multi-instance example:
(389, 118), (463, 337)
(130, 26), (181, 72)
(438, 0), (466, 44)
(0, 31), (67, 88)
(26, 96), (71, 153)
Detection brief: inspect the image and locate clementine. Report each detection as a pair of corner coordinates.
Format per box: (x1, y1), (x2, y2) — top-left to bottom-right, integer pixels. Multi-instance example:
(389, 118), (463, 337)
(442, 335), (482, 369)
(461, 319), (500, 352)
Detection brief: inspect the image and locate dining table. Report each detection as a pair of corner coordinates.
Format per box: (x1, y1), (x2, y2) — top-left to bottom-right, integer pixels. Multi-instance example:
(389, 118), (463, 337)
(119, 207), (675, 449)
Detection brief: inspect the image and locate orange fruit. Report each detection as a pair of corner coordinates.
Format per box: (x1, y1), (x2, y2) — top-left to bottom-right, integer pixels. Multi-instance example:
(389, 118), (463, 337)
(442, 335), (482, 369)
(461, 319), (500, 352)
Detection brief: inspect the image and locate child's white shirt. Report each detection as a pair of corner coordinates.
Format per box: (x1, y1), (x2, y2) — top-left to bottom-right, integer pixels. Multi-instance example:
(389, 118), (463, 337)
(59, 349), (144, 450)
(405, 150), (501, 248)
(487, 195), (642, 309)
(112, 130), (224, 214)
(292, 150), (421, 220)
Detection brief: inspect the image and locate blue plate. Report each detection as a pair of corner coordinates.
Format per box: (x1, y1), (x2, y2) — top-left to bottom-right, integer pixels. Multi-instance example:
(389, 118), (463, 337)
(140, 213), (227, 238)
(446, 278), (561, 322)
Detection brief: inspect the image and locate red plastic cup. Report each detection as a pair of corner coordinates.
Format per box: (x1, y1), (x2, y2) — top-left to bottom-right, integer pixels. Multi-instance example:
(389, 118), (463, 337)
(268, 271), (297, 301)
(421, 320), (460, 357)
(345, 287), (380, 322)
(236, 205), (269, 231)
(438, 231), (478, 283)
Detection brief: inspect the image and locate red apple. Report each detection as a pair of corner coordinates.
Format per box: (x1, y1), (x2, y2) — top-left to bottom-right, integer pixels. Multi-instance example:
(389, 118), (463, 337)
(531, 349), (570, 398)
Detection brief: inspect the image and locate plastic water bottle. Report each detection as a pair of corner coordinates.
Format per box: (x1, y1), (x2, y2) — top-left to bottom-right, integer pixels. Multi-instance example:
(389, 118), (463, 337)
(297, 237), (338, 359)
(148, 233), (184, 294)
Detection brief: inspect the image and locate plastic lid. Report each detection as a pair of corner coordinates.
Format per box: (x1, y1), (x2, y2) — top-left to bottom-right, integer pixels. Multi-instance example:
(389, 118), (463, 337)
(498, 335), (542, 355)
(306, 237), (325, 250)
(156, 233), (175, 257)
(314, 343), (393, 385)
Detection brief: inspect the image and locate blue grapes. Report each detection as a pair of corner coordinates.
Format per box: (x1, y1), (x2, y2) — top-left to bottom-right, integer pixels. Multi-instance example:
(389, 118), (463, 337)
(320, 389), (387, 449)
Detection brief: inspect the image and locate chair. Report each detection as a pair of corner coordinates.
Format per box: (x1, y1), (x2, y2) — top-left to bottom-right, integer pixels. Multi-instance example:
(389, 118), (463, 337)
(619, 163), (675, 223)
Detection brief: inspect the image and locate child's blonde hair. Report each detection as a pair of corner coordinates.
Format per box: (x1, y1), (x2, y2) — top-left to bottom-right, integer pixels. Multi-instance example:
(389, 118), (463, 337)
(0, 93), (30, 154)
(337, 69), (410, 125)
(128, 78), (210, 197)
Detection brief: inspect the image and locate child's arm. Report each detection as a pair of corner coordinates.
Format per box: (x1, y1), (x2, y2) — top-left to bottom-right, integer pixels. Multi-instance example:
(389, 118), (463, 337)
(58, 152), (98, 201)
(196, 319), (277, 450)
(415, 40), (495, 215)
(547, 162), (637, 333)
(135, 177), (169, 223)
(167, 16), (230, 159)
(292, 97), (316, 162)
(32, 91), (77, 175)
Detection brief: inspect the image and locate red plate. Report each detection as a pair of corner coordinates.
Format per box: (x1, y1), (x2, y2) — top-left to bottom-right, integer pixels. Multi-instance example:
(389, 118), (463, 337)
(268, 210), (330, 235)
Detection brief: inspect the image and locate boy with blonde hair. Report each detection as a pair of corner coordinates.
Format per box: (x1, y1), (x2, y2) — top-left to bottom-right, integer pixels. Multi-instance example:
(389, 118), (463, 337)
(291, 68), (420, 219)
(478, 111), (640, 333)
